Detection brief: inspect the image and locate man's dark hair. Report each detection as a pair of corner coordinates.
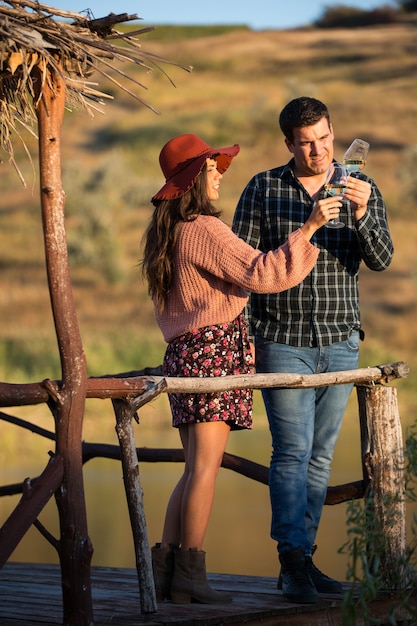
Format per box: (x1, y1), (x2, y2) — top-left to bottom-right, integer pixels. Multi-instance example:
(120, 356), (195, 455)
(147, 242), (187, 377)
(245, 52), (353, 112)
(279, 97), (331, 143)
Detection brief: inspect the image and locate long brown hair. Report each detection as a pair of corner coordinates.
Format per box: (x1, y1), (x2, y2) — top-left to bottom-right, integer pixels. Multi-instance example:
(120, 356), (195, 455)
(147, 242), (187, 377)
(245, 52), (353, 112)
(141, 165), (221, 313)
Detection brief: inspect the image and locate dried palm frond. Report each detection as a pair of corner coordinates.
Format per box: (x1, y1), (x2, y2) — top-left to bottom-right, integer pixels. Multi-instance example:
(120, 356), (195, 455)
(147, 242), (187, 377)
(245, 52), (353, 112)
(0, 0), (192, 181)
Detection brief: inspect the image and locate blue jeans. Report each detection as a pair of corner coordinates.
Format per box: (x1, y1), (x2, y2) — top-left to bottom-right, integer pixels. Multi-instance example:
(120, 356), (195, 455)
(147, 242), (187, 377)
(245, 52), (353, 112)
(255, 333), (359, 556)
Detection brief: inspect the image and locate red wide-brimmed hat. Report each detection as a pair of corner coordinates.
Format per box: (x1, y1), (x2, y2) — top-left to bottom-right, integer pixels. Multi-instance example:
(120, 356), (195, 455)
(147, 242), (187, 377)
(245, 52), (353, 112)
(152, 133), (240, 202)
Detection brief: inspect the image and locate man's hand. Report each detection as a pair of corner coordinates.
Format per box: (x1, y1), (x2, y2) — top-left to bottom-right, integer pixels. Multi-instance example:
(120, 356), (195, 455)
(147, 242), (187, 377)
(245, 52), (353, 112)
(345, 176), (371, 221)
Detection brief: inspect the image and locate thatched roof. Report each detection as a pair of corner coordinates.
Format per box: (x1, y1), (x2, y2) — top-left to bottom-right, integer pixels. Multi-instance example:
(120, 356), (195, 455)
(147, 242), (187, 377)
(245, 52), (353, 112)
(0, 0), (192, 180)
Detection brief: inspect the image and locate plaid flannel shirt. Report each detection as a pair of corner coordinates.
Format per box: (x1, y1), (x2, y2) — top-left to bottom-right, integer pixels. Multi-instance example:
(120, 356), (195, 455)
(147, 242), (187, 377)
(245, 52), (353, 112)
(232, 160), (393, 347)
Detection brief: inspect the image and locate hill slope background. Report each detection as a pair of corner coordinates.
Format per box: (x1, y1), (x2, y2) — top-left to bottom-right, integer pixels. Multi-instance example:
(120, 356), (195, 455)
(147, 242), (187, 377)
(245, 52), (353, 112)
(1, 22), (417, 578)
(2, 22), (415, 408)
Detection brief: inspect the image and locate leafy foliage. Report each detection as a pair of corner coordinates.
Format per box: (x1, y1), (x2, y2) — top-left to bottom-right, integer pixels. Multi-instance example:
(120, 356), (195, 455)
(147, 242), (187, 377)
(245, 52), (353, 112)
(315, 4), (399, 28)
(340, 423), (417, 625)
(397, 0), (417, 11)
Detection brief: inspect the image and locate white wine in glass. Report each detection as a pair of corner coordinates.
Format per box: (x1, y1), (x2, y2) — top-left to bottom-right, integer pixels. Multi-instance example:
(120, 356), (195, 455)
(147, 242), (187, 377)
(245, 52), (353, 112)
(343, 138), (369, 173)
(324, 162), (347, 229)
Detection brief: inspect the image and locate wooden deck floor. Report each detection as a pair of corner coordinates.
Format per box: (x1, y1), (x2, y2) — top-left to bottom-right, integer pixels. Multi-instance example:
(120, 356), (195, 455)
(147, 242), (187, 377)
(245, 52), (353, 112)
(0, 562), (408, 625)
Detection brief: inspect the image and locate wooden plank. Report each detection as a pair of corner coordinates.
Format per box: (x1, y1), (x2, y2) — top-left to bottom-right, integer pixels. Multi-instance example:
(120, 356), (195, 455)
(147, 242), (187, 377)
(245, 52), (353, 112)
(0, 562), (413, 626)
(0, 563), (333, 625)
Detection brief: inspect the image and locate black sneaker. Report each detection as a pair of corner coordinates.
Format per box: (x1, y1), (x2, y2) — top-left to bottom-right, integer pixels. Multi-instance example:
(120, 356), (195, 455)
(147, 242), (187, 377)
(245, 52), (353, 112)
(278, 547), (318, 604)
(305, 556), (343, 594)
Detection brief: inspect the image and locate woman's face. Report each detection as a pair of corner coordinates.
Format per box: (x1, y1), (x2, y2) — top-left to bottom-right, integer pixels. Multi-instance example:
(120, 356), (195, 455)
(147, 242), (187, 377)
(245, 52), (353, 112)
(205, 157), (222, 201)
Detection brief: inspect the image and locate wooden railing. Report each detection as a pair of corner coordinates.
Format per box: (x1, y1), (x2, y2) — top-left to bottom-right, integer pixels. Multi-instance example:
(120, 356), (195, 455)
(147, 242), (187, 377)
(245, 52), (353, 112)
(0, 360), (409, 616)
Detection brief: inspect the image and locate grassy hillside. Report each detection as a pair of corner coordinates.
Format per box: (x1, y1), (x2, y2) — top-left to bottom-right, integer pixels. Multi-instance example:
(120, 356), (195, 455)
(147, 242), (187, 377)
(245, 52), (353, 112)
(0, 22), (416, 426)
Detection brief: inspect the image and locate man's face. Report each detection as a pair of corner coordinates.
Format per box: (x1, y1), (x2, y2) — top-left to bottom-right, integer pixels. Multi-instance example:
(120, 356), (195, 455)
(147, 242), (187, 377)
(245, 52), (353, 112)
(285, 116), (334, 177)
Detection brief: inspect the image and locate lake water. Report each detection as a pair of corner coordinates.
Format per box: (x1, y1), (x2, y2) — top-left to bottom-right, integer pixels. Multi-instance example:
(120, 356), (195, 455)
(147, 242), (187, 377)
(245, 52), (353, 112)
(1, 390), (415, 583)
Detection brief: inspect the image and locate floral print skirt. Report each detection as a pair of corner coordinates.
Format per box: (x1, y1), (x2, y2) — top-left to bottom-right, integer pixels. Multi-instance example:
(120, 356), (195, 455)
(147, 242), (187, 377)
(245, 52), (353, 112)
(163, 313), (254, 430)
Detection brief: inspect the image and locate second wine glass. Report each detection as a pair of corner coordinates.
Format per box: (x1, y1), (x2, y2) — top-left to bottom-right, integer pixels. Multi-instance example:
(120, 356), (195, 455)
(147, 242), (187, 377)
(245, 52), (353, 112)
(324, 162), (347, 229)
(343, 138), (369, 173)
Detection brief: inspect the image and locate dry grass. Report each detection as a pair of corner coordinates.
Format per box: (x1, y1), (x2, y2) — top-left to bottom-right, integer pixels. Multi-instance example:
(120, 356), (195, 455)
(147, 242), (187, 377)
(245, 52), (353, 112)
(0, 22), (416, 421)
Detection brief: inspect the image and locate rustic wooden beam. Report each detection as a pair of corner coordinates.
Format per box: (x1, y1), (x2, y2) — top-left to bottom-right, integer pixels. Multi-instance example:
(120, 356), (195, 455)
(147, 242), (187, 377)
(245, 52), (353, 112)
(153, 361), (409, 393)
(0, 442), (365, 504)
(0, 455), (63, 567)
(34, 66), (93, 625)
(357, 384), (407, 588)
(113, 400), (157, 614)
(0, 361), (409, 408)
(0, 410), (55, 440)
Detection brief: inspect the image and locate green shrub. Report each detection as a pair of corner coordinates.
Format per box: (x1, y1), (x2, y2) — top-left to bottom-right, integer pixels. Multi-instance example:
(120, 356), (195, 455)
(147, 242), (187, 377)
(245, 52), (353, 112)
(316, 5), (399, 28)
(398, 0), (417, 11)
(340, 421), (417, 625)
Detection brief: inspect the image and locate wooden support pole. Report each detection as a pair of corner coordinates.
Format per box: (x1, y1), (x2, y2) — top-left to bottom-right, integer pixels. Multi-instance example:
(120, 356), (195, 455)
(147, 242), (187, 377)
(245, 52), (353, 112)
(113, 399), (157, 614)
(357, 384), (407, 588)
(34, 67), (93, 625)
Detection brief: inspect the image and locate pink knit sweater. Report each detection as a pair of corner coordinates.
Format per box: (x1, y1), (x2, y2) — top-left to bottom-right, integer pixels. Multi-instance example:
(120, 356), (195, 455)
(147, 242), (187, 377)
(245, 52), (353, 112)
(155, 215), (319, 342)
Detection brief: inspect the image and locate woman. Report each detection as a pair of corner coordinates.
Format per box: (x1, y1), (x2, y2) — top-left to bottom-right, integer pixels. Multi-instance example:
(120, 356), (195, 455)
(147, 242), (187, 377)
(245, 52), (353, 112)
(141, 133), (330, 605)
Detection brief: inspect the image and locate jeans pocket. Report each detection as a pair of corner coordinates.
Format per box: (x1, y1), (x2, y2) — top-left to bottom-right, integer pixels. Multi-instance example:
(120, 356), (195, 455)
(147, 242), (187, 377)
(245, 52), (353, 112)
(346, 329), (360, 352)
(254, 336), (274, 350)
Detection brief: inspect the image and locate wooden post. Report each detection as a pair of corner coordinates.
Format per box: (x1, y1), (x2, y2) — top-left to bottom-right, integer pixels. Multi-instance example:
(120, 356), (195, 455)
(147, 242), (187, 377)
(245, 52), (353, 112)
(34, 68), (93, 624)
(113, 399), (157, 614)
(357, 384), (407, 588)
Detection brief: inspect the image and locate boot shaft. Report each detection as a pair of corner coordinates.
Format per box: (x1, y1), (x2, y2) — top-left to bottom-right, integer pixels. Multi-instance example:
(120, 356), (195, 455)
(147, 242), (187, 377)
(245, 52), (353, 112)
(151, 543), (176, 601)
(171, 548), (232, 604)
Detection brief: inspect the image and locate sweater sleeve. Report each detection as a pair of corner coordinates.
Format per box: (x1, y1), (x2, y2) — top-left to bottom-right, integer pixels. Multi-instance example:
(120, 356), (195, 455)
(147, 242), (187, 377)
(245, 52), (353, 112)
(181, 216), (319, 294)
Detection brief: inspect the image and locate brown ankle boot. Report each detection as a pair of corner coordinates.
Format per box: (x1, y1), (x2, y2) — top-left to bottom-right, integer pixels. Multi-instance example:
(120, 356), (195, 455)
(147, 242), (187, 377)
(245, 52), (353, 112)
(171, 548), (232, 604)
(151, 543), (176, 601)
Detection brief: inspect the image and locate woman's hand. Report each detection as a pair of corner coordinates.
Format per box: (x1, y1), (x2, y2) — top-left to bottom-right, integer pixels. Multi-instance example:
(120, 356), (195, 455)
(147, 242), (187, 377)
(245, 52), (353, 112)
(301, 196), (342, 240)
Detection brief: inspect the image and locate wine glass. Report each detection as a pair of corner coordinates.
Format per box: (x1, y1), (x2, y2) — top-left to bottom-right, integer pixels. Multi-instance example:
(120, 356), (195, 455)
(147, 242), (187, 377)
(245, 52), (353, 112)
(323, 162), (347, 229)
(343, 138), (369, 173)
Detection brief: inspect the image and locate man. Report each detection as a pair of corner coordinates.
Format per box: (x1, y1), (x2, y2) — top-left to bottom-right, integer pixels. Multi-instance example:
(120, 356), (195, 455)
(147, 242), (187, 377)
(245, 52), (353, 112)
(232, 96), (393, 604)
